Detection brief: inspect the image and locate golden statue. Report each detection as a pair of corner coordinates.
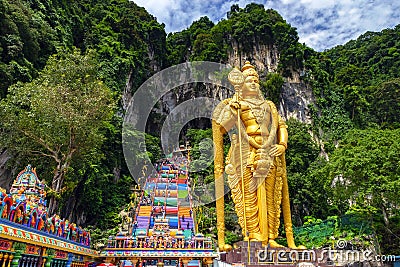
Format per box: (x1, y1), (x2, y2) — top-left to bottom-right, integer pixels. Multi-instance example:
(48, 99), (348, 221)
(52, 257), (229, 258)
(212, 61), (302, 250)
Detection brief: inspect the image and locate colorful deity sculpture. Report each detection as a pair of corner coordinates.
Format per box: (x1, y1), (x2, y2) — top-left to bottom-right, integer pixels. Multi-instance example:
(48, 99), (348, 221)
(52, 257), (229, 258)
(10, 165), (46, 205)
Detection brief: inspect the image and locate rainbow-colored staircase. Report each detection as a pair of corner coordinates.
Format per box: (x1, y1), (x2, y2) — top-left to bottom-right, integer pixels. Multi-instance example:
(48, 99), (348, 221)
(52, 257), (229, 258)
(101, 150), (217, 266)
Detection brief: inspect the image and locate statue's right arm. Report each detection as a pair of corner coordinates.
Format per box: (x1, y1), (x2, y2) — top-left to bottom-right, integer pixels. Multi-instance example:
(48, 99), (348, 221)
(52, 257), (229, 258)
(214, 99), (237, 133)
(212, 98), (233, 173)
(212, 99), (232, 251)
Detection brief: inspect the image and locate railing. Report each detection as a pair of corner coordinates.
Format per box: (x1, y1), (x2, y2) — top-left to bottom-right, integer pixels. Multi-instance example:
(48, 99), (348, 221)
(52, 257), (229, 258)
(0, 218), (90, 248)
(107, 236), (213, 250)
(110, 157), (214, 252)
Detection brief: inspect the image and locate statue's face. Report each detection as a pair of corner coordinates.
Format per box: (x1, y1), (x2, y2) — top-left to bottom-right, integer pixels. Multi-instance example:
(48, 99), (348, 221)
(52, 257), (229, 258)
(243, 76), (260, 96)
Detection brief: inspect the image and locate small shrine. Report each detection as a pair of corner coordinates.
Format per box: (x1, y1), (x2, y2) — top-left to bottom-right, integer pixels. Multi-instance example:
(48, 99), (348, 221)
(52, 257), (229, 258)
(9, 165), (47, 212)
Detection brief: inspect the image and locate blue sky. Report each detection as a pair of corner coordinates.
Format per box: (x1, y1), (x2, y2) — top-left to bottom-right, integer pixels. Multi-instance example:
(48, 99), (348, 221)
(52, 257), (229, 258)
(132, 0), (400, 51)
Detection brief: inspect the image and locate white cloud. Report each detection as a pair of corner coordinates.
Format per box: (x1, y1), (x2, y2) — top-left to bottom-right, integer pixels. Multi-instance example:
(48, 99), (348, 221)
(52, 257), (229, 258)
(299, 0), (335, 9)
(132, 0), (400, 51)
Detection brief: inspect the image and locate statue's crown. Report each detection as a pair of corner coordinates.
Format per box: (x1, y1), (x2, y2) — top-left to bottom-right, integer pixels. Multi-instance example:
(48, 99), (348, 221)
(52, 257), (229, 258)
(241, 61), (259, 79)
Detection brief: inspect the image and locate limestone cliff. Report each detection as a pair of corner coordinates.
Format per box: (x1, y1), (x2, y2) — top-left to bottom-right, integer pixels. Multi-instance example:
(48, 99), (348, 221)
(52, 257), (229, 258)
(280, 82), (314, 124)
(0, 149), (16, 190)
(132, 42), (314, 132)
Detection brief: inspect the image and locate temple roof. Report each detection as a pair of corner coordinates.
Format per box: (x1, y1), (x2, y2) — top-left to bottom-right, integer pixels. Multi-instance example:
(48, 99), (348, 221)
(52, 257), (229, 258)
(10, 164), (47, 206)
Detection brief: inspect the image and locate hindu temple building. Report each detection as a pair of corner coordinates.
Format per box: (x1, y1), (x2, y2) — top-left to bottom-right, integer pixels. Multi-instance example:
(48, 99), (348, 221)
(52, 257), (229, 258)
(0, 165), (98, 267)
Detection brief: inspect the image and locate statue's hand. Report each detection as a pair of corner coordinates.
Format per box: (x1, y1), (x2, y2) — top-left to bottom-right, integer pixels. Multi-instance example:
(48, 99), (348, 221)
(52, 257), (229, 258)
(269, 144), (286, 157)
(229, 100), (240, 111)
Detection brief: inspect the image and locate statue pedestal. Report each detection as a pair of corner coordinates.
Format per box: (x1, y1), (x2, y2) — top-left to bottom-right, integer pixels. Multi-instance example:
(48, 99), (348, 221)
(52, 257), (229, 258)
(220, 241), (333, 267)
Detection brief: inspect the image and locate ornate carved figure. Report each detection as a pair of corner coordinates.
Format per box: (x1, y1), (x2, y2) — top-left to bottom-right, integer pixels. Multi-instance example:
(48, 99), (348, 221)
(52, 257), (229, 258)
(213, 61), (302, 250)
(1, 204), (9, 219)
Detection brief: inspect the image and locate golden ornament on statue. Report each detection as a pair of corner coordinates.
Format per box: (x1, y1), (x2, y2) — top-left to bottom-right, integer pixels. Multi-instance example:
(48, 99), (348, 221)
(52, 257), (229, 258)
(228, 67), (245, 87)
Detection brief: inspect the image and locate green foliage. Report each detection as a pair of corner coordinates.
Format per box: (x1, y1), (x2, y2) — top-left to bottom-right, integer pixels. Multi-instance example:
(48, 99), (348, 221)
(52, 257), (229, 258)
(286, 118), (319, 174)
(1, 0), (167, 98)
(196, 206), (216, 238)
(186, 128), (240, 245)
(223, 199), (242, 245)
(122, 128), (155, 168)
(326, 128), (400, 214)
(370, 78), (400, 128)
(302, 49), (356, 146)
(86, 225), (119, 249)
(186, 128), (213, 184)
(299, 33), (400, 256)
(376, 214), (400, 255)
(186, 128), (212, 157)
(285, 119), (326, 224)
(324, 25), (400, 127)
(166, 30), (191, 65)
(309, 88), (354, 148)
(292, 212), (375, 249)
(84, 0), (167, 91)
(0, 48), (115, 212)
(0, 0), (57, 98)
(145, 133), (162, 163)
(260, 73), (284, 106)
(327, 26), (400, 85)
(309, 128), (400, 254)
(195, 198), (241, 246)
(76, 168), (134, 229)
(334, 64), (368, 87)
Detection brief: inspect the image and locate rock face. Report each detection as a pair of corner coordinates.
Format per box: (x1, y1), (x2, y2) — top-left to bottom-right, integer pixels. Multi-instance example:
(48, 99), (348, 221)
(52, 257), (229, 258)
(0, 149), (14, 190)
(129, 41), (314, 130)
(137, 79), (313, 135)
(280, 82), (314, 123)
(226, 41), (302, 83)
(227, 41), (280, 74)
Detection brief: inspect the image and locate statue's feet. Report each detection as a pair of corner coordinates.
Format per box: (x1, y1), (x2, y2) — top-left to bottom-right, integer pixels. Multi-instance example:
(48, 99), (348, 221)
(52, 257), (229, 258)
(219, 244), (233, 252)
(287, 241), (307, 249)
(288, 244), (307, 249)
(224, 244), (233, 251)
(268, 240), (284, 248)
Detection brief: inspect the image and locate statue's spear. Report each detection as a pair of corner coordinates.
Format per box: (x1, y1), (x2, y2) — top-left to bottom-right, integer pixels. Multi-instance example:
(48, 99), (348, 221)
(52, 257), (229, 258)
(227, 67), (248, 241)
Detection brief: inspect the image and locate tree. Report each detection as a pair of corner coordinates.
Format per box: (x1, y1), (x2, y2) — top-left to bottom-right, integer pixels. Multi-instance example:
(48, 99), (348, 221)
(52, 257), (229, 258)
(321, 128), (400, 253)
(284, 119), (326, 224)
(326, 128), (400, 227)
(0, 0), (57, 98)
(260, 72), (284, 105)
(0, 48), (115, 214)
(371, 78), (400, 128)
